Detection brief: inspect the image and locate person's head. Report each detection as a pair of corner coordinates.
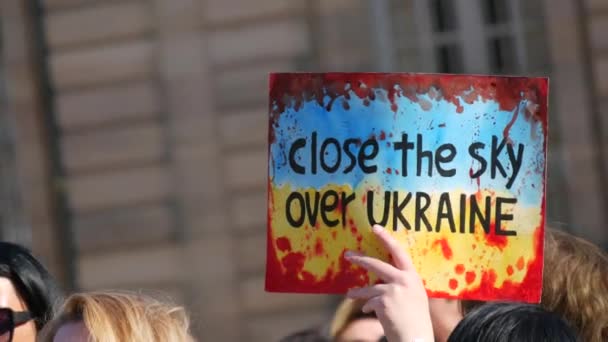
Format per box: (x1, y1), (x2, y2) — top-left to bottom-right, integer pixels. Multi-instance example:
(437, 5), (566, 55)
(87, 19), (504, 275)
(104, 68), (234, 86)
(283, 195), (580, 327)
(329, 299), (384, 342)
(542, 229), (608, 342)
(41, 291), (192, 342)
(447, 302), (578, 342)
(0, 242), (62, 342)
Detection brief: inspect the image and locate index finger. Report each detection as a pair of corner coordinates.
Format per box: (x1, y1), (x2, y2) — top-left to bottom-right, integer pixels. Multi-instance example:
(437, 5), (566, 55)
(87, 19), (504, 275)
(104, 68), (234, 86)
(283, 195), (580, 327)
(345, 251), (402, 283)
(372, 225), (414, 271)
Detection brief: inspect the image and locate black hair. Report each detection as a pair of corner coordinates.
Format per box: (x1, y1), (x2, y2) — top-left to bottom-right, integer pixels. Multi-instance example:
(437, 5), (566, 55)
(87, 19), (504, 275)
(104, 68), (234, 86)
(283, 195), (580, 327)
(0, 242), (62, 331)
(447, 302), (579, 342)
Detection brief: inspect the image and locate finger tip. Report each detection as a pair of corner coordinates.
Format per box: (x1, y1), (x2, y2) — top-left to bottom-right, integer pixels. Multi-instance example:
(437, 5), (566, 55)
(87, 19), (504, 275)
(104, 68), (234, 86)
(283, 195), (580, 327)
(372, 225), (384, 234)
(345, 250), (363, 258)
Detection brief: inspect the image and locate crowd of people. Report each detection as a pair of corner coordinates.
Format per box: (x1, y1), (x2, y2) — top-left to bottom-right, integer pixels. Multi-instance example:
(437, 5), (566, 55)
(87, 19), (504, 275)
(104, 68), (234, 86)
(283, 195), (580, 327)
(0, 242), (193, 342)
(281, 228), (608, 342)
(1, 225), (607, 342)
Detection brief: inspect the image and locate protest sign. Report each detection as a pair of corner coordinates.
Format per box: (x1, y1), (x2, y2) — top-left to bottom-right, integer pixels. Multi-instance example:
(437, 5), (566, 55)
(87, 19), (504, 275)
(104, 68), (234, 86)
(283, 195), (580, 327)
(266, 73), (548, 302)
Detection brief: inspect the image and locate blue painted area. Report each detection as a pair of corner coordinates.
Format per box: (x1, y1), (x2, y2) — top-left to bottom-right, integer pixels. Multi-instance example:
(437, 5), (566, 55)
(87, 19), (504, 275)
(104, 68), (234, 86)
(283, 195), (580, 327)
(270, 89), (544, 207)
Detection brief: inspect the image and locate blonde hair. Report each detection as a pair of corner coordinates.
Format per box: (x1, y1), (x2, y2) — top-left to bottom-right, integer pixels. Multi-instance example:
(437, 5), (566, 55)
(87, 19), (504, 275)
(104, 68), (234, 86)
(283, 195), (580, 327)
(329, 299), (372, 339)
(542, 229), (608, 342)
(41, 291), (192, 342)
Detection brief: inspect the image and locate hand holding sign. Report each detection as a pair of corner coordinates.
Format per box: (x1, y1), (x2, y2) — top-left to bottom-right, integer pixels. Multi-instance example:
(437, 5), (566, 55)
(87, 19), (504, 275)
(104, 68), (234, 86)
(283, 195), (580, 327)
(346, 225), (434, 342)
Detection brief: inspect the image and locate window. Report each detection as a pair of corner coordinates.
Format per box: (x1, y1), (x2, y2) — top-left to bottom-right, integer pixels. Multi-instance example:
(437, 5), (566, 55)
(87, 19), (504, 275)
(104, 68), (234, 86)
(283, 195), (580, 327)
(412, 0), (528, 74)
(437, 44), (464, 73)
(431, 0), (457, 32)
(481, 0), (510, 25)
(487, 36), (517, 73)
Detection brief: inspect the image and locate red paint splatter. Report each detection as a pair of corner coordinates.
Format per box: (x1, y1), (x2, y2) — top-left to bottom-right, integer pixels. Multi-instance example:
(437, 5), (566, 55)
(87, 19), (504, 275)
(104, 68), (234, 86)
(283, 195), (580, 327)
(486, 269), (498, 285)
(503, 102), (520, 144)
(276, 237), (291, 252)
(266, 238), (370, 293)
(465, 271), (476, 284)
(484, 222), (508, 250)
(379, 130), (386, 140)
(516, 257), (525, 270)
(432, 238), (453, 260)
(419, 98), (432, 111)
(469, 167), (481, 188)
(301, 271), (315, 283)
(331, 231), (337, 240)
(314, 238), (324, 256)
(395, 169), (400, 175)
(455, 264), (465, 275)
(507, 265), (514, 276)
(449, 279), (458, 290)
(361, 193), (367, 204)
(335, 196), (344, 215)
(385, 168), (392, 174)
(349, 219), (359, 238)
(282, 252), (306, 274)
(426, 226), (544, 303)
(269, 73), (549, 138)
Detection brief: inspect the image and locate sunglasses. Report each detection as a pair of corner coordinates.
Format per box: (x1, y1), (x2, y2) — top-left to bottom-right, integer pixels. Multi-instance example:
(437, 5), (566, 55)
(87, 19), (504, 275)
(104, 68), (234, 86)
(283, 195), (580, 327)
(0, 308), (32, 342)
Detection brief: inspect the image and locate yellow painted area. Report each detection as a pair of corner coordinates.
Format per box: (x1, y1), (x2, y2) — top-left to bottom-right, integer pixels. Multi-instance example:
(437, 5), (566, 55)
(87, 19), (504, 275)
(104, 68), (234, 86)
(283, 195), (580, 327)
(270, 180), (541, 295)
